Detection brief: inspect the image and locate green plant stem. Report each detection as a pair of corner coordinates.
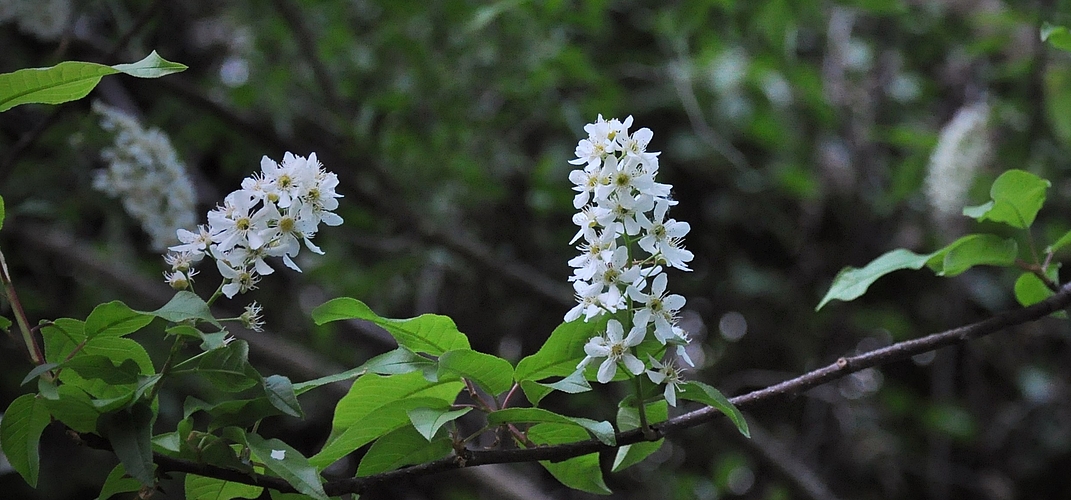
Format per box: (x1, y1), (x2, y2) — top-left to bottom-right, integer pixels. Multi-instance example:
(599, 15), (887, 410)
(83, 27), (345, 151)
(632, 373), (656, 439)
(0, 249), (43, 364)
(206, 281), (226, 306)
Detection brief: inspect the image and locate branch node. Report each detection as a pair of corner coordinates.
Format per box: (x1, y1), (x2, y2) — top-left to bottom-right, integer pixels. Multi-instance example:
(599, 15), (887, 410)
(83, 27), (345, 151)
(836, 357), (849, 369)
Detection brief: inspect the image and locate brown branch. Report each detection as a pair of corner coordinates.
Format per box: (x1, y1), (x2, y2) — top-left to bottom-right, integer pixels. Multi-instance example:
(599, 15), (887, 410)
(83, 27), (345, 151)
(146, 283), (1071, 495)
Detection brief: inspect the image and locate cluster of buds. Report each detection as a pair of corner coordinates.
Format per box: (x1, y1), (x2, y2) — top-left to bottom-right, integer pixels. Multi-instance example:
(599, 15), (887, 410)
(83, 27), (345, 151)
(162, 152), (342, 300)
(565, 115), (694, 405)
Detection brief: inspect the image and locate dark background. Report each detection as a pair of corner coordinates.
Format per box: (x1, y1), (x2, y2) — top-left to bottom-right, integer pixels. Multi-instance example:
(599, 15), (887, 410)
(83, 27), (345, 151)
(2, 1), (1071, 499)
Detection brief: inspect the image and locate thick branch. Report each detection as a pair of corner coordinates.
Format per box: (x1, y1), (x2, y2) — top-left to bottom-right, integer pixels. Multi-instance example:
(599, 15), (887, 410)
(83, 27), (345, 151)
(148, 283), (1071, 495)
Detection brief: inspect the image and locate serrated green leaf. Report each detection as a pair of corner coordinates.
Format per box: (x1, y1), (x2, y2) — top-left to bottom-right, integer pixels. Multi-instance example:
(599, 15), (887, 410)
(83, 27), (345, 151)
(0, 51), (186, 112)
(962, 170), (1050, 229)
(148, 291), (221, 327)
(1, 393), (51, 486)
(191, 340), (261, 392)
(99, 402), (156, 486)
(356, 425), (452, 476)
(487, 407), (615, 446)
(678, 381), (749, 438)
(312, 297), (469, 355)
(244, 432), (328, 500)
(437, 349), (514, 395)
(1042, 22), (1071, 52)
(527, 423), (611, 495)
(43, 385), (99, 433)
(96, 463), (142, 500)
(85, 301), (153, 339)
(58, 336), (154, 401)
(263, 375), (303, 418)
(184, 474), (263, 500)
(310, 371), (462, 469)
(932, 234), (1017, 277)
(816, 249), (934, 310)
(514, 318), (602, 404)
(42, 318), (85, 364)
(408, 407), (471, 441)
(612, 401), (668, 472)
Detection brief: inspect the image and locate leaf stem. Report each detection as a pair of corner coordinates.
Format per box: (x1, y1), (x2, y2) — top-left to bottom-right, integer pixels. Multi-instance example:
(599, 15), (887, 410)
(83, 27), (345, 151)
(146, 335), (184, 402)
(0, 249), (44, 365)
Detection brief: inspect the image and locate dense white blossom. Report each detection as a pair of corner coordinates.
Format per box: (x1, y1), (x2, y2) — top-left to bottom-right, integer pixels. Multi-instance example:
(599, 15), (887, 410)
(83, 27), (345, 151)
(566, 115), (695, 404)
(92, 102), (197, 251)
(165, 151), (343, 298)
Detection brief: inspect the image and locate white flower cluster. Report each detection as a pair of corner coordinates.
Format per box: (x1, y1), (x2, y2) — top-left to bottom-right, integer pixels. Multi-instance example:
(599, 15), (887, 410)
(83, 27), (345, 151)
(0, 0), (71, 40)
(164, 152), (343, 299)
(924, 101), (990, 228)
(566, 115), (694, 405)
(92, 102), (198, 251)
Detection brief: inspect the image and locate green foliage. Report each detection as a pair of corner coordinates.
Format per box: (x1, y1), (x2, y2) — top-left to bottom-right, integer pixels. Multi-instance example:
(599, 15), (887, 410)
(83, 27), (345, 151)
(98, 402), (156, 486)
(1042, 22), (1071, 52)
(437, 349), (514, 395)
(184, 473), (263, 500)
(514, 318), (602, 404)
(678, 382), (750, 438)
(312, 297), (470, 355)
(356, 425), (452, 477)
(488, 407), (616, 445)
(612, 400), (668, 472)
(244, 432), (329, 500)
(527, 423), (611, 495)
(0, 393), (50, 486)
(149, 292), (222, 328)
(407, 407), (471, 441)
(0, 51), (186, 112)
(97, 464), (142, 500)
(962, 170), (1050, 229)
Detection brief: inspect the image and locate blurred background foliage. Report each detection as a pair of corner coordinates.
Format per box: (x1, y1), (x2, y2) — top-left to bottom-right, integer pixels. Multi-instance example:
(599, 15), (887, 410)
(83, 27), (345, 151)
(2, 0), (1071, 499)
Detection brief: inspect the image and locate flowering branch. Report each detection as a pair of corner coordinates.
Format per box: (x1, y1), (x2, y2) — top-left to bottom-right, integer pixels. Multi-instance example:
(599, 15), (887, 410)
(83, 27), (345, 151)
(134, 282), (1071, 496)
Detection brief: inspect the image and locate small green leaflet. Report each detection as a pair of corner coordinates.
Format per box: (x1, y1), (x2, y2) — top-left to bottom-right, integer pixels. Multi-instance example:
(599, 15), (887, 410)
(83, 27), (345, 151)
(612, 401), (668, 472)
(962, 170), (1050, 229)
(816, 249), (933, 310)
(312, 297), (469, 355)
(85, 301), (154, 339)
(148, 291), (221, 327)
(0, 51), (187, 112)
(487, 407), (616, 446)
(355, 425), (452, 477)
(437, 349), (514, 395)
(527, 423), (611, 495)
(677, 381), (749, 438)
(96, 464), (142, 500)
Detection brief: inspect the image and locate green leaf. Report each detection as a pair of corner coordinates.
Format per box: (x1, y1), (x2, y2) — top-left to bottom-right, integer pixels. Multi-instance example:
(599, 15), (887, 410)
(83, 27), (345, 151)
(43, 385), (99, 433)
(0, 194), (5, 231)
(612, 401), (668, 472)
(148, 291), (221, 327)
(931, 234), (1017, 277)
(0, 315), (10, 331)
(514, 318), (602, 404)
(293, 346), (435, 396)
(50, 330), (155, 400)
(187, 397), (282, 432)
(538, 368), (592, 394)
(312, 297), (469, 355)
(42, 318), (85, 364)
(1, 393), (51, 486)
(437, 349), (514, 395)
(244, 432), (328, 500)
(356, 425), (452, 476)
(85, 301), (154, 339)
(1047, 228), (1071, 254)
(263, 375), (303, 418)
(63, 355), (142, 385)
(527, 423), (611, 495)
(1042, 22), (1071, 52)
(407, 407), (471, 441)
(1014, 271), (1058, 307)
(0, 51), (186, 112)
(310, 371), (463, 469)
(184, 474), (263, 500)
(20, 363), (58, 386)
(678, 381), (749, 438)
(99, 402), (156, 486)
(962, 170), (1050, 229)
(192, 340), (261, 392)
(487, 407), (616, 446)
(96, 463), (142, 500)
(816, 249), (934, 310)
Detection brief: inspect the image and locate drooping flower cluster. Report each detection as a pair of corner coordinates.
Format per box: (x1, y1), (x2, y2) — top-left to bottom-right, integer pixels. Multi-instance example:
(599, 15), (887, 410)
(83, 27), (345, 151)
(163, 152), (343, 300)
(92, 101), (198, 251)
(566, 115), (694, 404)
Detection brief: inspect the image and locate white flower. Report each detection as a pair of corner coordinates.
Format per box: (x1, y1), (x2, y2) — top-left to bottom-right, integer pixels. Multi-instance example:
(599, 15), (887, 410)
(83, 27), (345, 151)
(637, 199), (693, 271)
(565, 280), (605, 322)
(577, 319), (646, 383)
(241, 301), (265, 332)
(628, 273), (686, 343)
(646, 356), (685, 407)
(216, 259), (259, 298)
(163, 269), (196, 291)
(170, 225), (213, 259)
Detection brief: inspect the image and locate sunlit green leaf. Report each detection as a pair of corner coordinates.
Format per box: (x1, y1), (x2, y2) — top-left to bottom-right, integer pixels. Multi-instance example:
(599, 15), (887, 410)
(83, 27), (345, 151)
(931, 234), (1017, 277)
(488, 407), (615, 445)
(43, 385), (99, 433)
(407, 407), (471, 441)
(356, 425), (452, 477)
(1, 393), (51, 487)
(312, 297), (469, 355)
(438, 349), (514, 395)
(148, 291), (221, 327)
(184, 474), (263, 500)
(962, 170), (1050, 229)
(1042, 22), (1071, 52)
(1014, 269), (1060, 309)
(612, 401), (668, 472)
(678, 381), (749, 438)
(0, 51), (187, 112)
(816, 249), (934, 310)
(85, 301), (153, 339)
(514, 318), (602, 404)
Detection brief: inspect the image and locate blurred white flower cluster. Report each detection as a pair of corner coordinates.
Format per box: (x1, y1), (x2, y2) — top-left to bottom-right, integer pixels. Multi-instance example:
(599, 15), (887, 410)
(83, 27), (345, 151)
(0, 0), (70, 40)
(566, 115), (694, 405)
(92, 101), (197, 251)
(925, 101), (990, 229)
(164, 152), (343, 299)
